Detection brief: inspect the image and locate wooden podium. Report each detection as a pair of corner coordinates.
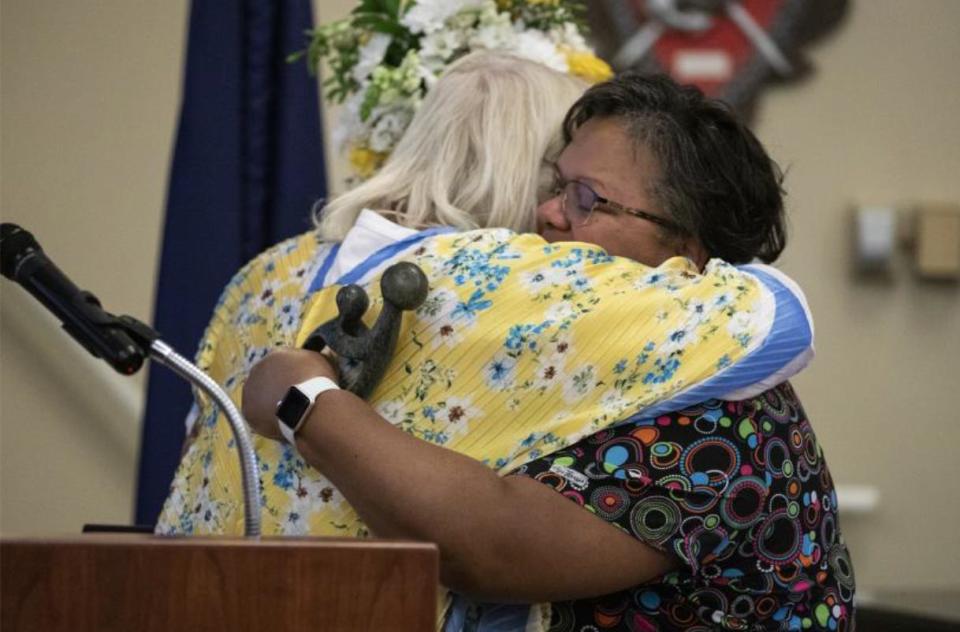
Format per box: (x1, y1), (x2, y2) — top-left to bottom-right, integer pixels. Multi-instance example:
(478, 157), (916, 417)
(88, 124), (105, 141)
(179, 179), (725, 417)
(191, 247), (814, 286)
(1, 534), (439, 631)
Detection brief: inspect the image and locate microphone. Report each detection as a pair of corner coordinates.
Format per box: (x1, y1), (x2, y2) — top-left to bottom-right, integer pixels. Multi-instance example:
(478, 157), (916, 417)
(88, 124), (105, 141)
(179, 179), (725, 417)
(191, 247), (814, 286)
(1, 222), (262, 533)
(1, 223), (147, 374)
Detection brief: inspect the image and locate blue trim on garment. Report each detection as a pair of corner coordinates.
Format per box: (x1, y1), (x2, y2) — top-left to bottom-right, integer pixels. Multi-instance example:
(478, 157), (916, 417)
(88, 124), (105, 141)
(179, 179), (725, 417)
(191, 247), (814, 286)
(444, 596), (530, 632)
(444, 599), (467, 632)
(307, 242), (341, 293)
(626, 265), (813, 422)
(308, 226), (456, 293)
(334, 226), (456, 286)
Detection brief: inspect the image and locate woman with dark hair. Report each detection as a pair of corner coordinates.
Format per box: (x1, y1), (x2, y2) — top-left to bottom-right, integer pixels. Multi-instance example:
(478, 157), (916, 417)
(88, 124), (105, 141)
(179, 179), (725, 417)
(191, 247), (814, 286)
(524, 72), (854, 631)
(540, 72), (787, 267)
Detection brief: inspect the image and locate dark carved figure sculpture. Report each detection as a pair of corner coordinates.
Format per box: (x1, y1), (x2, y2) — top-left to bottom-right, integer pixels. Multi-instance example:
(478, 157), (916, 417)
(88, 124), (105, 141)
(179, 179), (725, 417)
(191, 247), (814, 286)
(303, 262), (429, 398)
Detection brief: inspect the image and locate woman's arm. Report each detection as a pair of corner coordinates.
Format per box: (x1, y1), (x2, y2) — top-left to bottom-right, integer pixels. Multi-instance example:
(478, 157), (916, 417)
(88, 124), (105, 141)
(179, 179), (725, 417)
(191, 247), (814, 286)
(243, 349), (676, 603)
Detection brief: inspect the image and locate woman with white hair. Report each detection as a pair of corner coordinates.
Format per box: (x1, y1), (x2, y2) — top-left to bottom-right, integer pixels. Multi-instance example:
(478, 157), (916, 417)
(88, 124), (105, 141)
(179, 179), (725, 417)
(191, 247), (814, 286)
(318, 51), (583, 240)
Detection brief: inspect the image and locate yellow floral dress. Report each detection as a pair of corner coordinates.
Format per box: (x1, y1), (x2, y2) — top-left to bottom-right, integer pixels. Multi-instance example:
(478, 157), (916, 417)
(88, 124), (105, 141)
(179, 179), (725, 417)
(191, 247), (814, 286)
(156, 226), (813, 538)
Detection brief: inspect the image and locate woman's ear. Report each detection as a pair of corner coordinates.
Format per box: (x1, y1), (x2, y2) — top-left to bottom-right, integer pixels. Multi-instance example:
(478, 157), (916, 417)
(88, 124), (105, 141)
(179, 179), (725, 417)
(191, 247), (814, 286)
(680, 238), (710, 271)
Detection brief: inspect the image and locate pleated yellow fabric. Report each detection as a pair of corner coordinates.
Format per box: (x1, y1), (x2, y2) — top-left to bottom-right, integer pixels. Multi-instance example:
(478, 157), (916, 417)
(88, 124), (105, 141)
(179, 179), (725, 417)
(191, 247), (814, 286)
(158, 228), (781, 540)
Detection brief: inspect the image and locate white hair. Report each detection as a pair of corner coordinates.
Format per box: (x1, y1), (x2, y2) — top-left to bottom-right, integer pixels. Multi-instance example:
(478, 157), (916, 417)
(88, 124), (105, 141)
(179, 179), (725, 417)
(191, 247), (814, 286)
(316, 51), (587, 240)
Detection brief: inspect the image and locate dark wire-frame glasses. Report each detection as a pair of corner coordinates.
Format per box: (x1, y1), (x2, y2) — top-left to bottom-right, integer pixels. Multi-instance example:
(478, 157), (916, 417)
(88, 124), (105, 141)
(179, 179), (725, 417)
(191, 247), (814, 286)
(554, 178), (681, 231)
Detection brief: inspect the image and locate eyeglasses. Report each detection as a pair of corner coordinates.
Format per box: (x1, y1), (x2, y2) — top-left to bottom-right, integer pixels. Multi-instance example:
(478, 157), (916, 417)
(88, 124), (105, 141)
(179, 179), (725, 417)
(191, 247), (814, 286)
(553, 178), (681, 231)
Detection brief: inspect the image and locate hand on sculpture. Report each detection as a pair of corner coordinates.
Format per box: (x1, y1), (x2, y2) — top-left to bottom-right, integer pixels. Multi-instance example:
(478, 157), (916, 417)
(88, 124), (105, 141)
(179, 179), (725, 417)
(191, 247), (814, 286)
(241, 348), (340, 441)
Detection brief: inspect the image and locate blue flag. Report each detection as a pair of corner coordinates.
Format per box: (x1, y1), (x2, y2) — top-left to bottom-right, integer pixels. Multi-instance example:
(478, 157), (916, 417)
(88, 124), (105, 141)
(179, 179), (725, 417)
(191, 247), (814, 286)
(136, 0), (326, 525)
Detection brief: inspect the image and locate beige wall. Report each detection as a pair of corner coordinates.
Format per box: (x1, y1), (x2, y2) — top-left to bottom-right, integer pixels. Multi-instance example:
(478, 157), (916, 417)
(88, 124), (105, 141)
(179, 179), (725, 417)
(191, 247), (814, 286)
(1, 1), (190, 533)
(1, 0), (957, 596)
(752, 1), (960, 590)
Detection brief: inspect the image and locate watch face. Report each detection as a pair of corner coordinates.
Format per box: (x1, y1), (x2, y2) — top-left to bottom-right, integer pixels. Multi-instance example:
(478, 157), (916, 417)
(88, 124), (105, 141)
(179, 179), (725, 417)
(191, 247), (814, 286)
(276, 387), (311, 429)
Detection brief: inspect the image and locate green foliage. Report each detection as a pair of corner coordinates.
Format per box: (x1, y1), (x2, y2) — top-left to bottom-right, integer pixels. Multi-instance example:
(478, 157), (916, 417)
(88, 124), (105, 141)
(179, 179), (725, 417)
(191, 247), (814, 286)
(289, 0), (588, 106)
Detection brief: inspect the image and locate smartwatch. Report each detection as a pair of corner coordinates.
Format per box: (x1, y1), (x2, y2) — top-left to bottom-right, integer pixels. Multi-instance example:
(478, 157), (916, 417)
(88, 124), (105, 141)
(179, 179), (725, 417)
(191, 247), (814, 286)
(275, 376), (340, 444)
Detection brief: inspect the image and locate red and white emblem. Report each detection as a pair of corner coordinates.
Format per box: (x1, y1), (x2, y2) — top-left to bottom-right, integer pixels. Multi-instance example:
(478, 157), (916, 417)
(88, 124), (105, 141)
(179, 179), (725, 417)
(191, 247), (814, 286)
(588, 0), (848, 117)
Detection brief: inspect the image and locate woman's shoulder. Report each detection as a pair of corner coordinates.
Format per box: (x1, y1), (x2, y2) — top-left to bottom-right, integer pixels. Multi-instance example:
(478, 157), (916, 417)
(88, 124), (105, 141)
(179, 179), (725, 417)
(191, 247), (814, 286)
(197, 229), (333, 364)
(238, 230), (330, 287)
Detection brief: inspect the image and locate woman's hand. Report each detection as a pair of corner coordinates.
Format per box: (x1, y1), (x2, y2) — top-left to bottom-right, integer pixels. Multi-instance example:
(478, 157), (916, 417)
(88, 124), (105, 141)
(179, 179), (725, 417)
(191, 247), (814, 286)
(241, 348), (339, 441)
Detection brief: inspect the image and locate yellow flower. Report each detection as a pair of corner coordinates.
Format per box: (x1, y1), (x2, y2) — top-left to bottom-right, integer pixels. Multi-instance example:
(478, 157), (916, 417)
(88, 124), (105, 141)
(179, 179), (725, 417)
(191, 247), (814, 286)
(526, 0), (560, 5)
(563, 49), (614, 84)
(348, 145), (388, 179)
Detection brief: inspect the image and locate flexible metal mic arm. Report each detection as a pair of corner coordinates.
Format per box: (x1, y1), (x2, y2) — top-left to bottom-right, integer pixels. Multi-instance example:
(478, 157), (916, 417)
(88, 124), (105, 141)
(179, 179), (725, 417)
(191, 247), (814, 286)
(90, 315), (262, 537)
(148, 338), (261, 537)
(75, 314), (263, 537)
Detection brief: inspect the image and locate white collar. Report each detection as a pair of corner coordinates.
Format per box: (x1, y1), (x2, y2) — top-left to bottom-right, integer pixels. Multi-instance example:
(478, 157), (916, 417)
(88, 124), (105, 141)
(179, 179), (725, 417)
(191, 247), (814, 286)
(322, 209), (418, 286)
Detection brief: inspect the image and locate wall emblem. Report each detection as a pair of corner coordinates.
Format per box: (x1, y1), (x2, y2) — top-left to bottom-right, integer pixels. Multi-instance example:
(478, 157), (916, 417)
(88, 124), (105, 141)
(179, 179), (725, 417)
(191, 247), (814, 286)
(588, 0), (849, 118)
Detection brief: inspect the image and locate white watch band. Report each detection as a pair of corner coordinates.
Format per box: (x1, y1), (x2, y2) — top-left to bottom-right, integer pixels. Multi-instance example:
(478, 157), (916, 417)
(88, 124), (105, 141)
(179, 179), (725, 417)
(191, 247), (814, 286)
(277, 376), (340, 445)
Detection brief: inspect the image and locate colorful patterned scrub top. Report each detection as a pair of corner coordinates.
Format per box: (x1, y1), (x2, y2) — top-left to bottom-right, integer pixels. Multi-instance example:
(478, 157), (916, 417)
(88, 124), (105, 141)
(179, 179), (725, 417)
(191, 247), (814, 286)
(509, 382), (856, 632)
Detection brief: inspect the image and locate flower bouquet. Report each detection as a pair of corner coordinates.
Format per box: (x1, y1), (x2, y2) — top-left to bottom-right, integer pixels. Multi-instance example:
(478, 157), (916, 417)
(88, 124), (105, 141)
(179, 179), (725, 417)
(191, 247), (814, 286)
(292, 0), (611, 179)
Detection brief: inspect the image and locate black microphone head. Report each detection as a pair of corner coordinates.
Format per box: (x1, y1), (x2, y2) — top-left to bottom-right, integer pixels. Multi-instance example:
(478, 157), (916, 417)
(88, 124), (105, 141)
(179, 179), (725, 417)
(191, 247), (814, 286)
(0, 223), (41, 280)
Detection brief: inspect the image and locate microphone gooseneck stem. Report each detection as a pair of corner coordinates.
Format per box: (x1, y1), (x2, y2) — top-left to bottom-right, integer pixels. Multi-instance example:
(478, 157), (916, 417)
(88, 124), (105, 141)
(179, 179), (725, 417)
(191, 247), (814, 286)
(150, 340), (262, 537)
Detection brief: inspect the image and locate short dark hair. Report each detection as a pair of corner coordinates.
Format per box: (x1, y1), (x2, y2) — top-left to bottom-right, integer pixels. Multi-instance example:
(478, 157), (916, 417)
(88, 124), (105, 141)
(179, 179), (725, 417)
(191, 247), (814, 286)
(563, 73), (787, 264)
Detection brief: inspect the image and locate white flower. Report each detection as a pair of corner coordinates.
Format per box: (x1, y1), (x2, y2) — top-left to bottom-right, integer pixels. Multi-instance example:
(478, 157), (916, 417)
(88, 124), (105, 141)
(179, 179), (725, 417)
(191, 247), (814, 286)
(368, 105), (414, 152)
(377, 399), (407, 424)
(545, 334), (574, 358)
(296, 475), (344, 511)
(726, 311), (756, 337)
(533, 355), (565, 390)
(275, 298), (300, 334)
(284, 498), (312, 536)
(475, 0), (504, 27)
(417, 287), (457, 318)
(549, 22), (588, 50)
(544, 300), (577, 323)
(193, 491), (219, 532)
(418, 288), (472, 347)
(636, 269), (675, 290)
(333, 92), (366, 151)
(437, 396), (481, 437)
(599, 388), (629, 415)
(242, 346), (271, 374)
(485, 353), (517, 390)
(468, 21), (515, 51)
(684, 298), (711, 325)
(420, 29), (467, 64)
(418, 63), (440, 89)
(449, 0), (494, 30)
(563, 365), (597, 403)
(252, 279), (282, 309)
(352, 33), (391, 83)
(430, 315), (465, 348)
(512, 29), (568, 72)
(714, 292), (732, 308)
(521, 266), (564, 294)
(568, 273), (591, 292)
(401, 0), (487, 34)
(660, 321), (699, 355)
